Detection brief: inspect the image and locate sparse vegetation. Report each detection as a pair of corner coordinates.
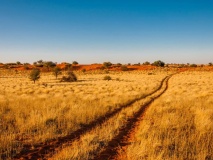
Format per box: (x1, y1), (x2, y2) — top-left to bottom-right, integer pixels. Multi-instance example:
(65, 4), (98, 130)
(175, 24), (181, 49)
(64, 63), (72, 71)
(0, 69), (168, 159)
(121, 65), (128, 71)
(152, 60), (165, 67)
(103, 62), (112, 68)
(72, 61), (79, 65)
(103, 75), (112, 80)
(143, 61), (150, 65)
(43, 61), (56, 71)
(29, 68), (40, 83)
(82, 68), (86, 73)
(0, 66), (213, 159)
(190, 63), (197, 67)
(60, 71), (77, 82)
(23, 64), (29, 70)
(52, 67), (62, 79)
(121, 71), (213, 160)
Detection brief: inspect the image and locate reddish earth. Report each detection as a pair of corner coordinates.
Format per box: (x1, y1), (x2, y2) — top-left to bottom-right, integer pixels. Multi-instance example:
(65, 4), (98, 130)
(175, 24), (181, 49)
(1, 63), (213, 72)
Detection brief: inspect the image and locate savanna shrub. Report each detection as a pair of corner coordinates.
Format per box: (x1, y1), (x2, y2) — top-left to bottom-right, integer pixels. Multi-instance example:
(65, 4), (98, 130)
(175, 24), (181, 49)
(121, 65), (128, 71)
(29, 68), (40, 83)
(152, 60), (165, 67)
(103, 75), (112, 80)
(60, 71), (77, 82)
(190, 64), (197, 67)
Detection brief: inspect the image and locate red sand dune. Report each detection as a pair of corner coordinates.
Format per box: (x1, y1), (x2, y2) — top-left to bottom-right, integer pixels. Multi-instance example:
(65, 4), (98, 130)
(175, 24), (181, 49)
(1, 63), (213, 72)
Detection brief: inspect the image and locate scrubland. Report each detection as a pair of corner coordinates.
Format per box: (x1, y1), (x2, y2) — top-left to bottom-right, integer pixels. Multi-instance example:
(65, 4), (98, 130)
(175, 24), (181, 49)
(1, 68), (212, 160)
(0, 68), (169, 159)
(121, 71), (213, 160)
(51, 72), (171, 160)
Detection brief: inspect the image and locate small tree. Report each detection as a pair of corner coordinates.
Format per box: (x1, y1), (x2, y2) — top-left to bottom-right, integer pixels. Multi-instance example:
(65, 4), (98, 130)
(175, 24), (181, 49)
(117, 63), (122, 66)
(152, 60), (165, 67)
(209, 62), (212, 66)
(190, 64), (197, 67)
(29, 69), (40, 83)
(143, 61), (150, 65)
(103, 62), (112, 68)
(37, 60), (43, 64)
(16, 61), (21, 65)
(52, 67), (62, 79)
(64, 63), (72, 71)
(44, 61), (56, 71)
(72, 61), (78, 65)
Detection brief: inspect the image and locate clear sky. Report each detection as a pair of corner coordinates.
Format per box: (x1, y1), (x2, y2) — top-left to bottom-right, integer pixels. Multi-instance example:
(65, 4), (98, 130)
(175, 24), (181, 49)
(0, 0), (213, 64)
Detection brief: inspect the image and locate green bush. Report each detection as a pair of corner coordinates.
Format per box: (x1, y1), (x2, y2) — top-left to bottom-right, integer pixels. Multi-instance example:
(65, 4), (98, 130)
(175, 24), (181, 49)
(29, 69), (40, 83)
(64, 63), (72, 71)
(82, 68), (86, 73)
(72, 61), (78, 65)
(60, 71), (77, 82)
(143, 61), (150, 65)
(152, 60), (165, 67)
(103, 62), (112, 68)
(190, 64), (197, 67)
(103, 75), (112, 80)
(52, 67), (62, 79)
(16, 61), (21, 65)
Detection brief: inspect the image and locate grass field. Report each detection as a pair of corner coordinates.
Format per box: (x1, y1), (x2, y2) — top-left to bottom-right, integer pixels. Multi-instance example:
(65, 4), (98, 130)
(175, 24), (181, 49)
(0, 68), (212, 159)
(0, 68), (169, 159)
(120, 71), (213, 160)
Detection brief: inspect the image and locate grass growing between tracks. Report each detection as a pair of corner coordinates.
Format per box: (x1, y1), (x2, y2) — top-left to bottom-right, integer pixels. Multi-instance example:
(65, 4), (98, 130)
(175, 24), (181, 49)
(51, 100), (144, 160)
(122, 71), (213, 160)
(49, 75), (171, 159)
(44, 73), (172, 159)
(0, 69), (169, 159)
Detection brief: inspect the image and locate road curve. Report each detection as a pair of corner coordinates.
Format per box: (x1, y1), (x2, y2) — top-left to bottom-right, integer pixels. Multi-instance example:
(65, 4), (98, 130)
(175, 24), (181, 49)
(13, 74), (175, 160)
(94, 73), (175, 160)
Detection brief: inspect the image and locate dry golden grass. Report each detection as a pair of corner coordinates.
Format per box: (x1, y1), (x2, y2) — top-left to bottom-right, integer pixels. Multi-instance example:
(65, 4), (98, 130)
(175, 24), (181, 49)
(51, 100), (143, 160)
(51, 74), (171, 159)
(122, 71), (213, 160)
(0, 68), (169, 159)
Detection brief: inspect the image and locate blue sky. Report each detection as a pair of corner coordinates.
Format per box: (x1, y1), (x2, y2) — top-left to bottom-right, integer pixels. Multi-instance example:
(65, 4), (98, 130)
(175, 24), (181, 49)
(0, 0), (213, 64)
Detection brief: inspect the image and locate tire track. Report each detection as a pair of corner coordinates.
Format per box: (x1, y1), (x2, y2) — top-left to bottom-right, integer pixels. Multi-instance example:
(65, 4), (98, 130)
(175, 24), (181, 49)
(13, 74), (173, 160)
(94, 73), (175, 160)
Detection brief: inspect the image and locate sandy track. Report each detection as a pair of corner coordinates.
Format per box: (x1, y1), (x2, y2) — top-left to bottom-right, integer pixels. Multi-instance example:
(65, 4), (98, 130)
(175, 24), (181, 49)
(13, 74), (174, 160)
(94, 74), (175, 160)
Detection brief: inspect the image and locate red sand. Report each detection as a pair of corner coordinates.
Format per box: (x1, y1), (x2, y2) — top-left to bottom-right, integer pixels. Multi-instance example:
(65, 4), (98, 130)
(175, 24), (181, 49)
(1, 63), (213, 72)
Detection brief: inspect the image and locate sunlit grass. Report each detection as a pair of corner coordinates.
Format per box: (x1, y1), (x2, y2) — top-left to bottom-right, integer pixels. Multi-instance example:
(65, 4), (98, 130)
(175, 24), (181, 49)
(0, 69), (169, 158)
(121, 71), (213, 160)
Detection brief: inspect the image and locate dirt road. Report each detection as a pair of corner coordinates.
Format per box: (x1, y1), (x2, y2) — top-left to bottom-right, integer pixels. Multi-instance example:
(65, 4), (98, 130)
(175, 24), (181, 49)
(94, 74), (174, 159)
(14, 74), (175, 160)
